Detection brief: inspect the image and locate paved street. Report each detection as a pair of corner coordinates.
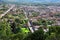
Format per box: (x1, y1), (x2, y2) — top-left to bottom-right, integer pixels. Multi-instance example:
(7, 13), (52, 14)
(0, 5), (15, 18)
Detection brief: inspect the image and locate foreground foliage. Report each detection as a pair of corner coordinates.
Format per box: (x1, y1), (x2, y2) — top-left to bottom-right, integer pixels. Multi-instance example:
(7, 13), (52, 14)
(23, 26), (60, 40)
(0, 20), (60, 40)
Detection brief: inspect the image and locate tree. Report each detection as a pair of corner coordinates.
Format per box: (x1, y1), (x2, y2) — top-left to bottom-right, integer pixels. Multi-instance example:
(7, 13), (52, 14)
(45, 26), (60, 40)
(32, 12), (39, 17)
(23, 27), (46, 40)
(0, 20), (12, 40)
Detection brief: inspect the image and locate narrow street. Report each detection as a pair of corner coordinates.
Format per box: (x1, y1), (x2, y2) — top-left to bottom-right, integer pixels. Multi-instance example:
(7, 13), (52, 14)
(0, 5), (15, 18)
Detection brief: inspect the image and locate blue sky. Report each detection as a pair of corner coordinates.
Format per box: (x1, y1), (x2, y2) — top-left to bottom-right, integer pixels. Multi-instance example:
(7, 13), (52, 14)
(1, 0), (60, 3)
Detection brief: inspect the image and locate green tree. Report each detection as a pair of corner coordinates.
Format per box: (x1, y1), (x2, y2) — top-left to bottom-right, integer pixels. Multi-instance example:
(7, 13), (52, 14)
(0, 20), (12, 40)
(23, 28), (46, 40)
(45, 26), (60, 40)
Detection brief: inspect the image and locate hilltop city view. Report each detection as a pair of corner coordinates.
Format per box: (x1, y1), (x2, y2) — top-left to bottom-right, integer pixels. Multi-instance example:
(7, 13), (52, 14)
(0, 0), (60, 40)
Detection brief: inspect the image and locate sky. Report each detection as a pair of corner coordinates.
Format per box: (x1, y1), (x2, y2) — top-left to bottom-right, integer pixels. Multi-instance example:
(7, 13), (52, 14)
(1, 0), (60, 3)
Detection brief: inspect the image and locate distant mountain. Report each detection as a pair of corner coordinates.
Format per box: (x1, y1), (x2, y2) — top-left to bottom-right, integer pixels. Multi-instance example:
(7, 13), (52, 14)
(0, 0), (60, 6)
(1, 0), (60, 4)
(0, 0), (2, 2)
